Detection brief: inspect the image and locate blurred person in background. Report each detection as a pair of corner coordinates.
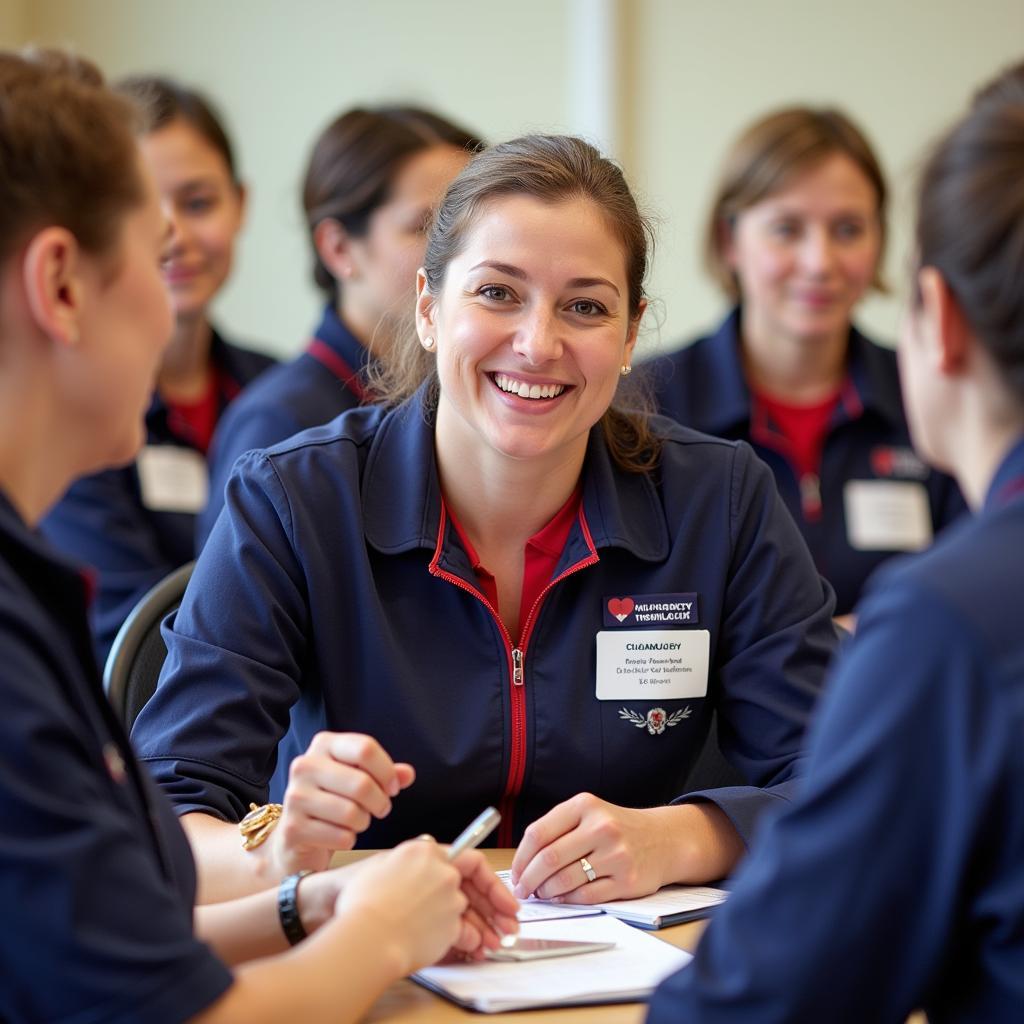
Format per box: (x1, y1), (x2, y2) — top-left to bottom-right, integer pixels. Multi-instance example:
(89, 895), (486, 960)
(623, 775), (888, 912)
(41, 75), (275, 665)
(198, 104), (481, 543)
(646, 107), (964, 626)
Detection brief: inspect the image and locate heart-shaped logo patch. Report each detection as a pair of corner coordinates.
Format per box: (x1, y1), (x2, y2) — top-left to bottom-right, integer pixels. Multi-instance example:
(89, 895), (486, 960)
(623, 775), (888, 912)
(607, 597), (635, 622)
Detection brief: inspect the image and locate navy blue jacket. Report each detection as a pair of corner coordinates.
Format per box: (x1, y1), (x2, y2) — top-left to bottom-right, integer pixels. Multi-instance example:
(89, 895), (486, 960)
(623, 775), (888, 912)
(40, 330), (275, 667)
(199, 305), (369, 546)
(0, 492), (231, 1023)
(644, 309), (965, 614)
(134, 390), (839, 849)
(648, 437), (1024, 1023)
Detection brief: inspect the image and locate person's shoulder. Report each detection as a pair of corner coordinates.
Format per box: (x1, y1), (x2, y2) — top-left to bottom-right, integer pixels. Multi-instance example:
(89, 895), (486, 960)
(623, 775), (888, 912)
(216, 355), (314, 424)
(0, 558), (65, 684)
(258, 401), (387, 464)
(647, 416), (758, 503)
(640, 312), (744, 427)
(218, 351), (363, 435)
(650, 413), (741, 452)
(865, 505), (1024, 663)
(849, 327), (907, 416)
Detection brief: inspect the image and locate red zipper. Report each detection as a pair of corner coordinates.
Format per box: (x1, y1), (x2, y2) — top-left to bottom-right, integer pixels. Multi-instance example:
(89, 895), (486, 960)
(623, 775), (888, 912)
(428, 504), (599, 846)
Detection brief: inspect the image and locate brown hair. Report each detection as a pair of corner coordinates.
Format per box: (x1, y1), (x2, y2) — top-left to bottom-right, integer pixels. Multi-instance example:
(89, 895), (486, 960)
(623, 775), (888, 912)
(915, 60), (1024, 407)
(370, 134), (660, 473)
(115, 74), (239, 185)
(0, 49), (144, 273)
(705, 106), (888, 300)
(302, 105), (482, 299)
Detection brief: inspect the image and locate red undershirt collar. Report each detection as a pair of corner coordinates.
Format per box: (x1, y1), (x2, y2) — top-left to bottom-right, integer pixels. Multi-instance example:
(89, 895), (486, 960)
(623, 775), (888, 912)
(444, 484), (583, 643)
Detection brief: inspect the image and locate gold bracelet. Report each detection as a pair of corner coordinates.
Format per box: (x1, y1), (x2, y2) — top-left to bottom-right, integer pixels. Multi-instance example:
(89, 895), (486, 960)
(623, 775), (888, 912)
(239, 802), (283, 851)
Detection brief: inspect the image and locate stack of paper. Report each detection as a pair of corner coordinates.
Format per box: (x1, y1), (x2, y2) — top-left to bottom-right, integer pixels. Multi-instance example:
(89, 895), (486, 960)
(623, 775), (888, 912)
(595, 885), (728, 929)
(496, 870), (728, 928)
(414, 916), (691, 1013)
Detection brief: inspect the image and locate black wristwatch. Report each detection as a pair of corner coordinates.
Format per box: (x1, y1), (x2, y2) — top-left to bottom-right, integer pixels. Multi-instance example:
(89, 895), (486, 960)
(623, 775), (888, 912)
(278, 869), (312, 946)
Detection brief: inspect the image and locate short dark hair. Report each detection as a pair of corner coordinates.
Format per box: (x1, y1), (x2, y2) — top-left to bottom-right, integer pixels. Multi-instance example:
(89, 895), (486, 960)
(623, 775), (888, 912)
(302, 105), (482, 298)
(0, 49), (145, 275)
(115, 74), (238, 184)
(915, 60), (1024, 407)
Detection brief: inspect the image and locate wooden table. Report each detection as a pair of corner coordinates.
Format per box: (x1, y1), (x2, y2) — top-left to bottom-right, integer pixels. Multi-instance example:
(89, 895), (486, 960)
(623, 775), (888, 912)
(335, 849), (930, 1023)
(334, 849), (708, 1023)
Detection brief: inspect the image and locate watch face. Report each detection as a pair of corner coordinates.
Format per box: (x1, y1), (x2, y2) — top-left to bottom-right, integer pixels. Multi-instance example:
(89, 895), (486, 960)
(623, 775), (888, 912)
(240, 803), (273, 827)
(239, 802), (283, 850)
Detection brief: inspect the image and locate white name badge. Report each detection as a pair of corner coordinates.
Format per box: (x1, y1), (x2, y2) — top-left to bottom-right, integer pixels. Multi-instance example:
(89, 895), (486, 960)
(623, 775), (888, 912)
(136, 445), (208, 514)
(595, 629), (710, 701)
(844, 479), (933, 552)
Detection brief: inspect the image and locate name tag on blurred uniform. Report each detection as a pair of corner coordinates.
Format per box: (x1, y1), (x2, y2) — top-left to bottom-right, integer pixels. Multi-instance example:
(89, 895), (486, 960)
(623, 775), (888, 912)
(844, 480), (932, 551)
(137, 445), (208, 514)
(595, 629), (709, 700)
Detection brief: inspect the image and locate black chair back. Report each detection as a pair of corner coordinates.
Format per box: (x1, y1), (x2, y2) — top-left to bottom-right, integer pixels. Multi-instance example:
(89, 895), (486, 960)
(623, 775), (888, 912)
(103, 560), (194, 730)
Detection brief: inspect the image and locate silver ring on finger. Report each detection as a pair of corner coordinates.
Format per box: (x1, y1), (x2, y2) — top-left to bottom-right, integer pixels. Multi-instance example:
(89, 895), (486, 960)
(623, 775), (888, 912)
(579, 856), (597, 883)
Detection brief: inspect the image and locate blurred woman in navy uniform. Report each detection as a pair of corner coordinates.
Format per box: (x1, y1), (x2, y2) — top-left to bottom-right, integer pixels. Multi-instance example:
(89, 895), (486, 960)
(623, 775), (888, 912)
(197, 105), (481, 544)
(646, 108), (964, 623)
(0, 49), (516, 1024)
(133, 134), (840, 904)
(649, 61), (1024, 1023)
(41, 75), (275, 665)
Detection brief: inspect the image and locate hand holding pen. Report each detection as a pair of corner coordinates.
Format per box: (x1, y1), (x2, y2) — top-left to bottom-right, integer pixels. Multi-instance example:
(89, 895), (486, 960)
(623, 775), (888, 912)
(441, 807), (520, 958)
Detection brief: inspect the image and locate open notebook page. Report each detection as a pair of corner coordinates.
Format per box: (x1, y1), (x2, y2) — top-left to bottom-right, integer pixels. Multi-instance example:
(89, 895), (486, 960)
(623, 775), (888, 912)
(414, 916), (691, 1013)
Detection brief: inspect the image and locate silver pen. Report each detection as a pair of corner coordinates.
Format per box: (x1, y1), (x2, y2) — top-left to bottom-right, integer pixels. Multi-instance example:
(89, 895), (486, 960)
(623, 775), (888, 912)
(445, 806), (518, 948)
(447, 806), (501, 860)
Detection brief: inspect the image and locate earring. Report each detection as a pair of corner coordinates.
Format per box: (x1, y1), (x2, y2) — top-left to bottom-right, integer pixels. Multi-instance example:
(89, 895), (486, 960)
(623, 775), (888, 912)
(422, 336), (436, 351)
(620, 364), (632, 376)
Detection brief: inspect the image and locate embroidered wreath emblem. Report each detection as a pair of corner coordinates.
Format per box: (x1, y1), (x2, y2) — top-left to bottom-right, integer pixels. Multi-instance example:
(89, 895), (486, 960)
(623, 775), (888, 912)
(618, 706), (691, 735)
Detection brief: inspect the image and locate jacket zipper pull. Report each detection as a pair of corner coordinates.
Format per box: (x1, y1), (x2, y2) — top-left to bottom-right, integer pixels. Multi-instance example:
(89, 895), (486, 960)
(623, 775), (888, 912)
(512, 648), (524, 686)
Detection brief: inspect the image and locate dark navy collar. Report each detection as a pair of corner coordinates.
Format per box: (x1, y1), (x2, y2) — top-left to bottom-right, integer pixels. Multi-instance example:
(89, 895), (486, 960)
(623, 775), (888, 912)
(697, 307), (903, 434)
(0, 489), (86, 588)
(691, 308), (751, 435)
(0, 488), (95, 666)
(984, 435), (1024, 512)
(361, 388), (668, 564)
(844, 327), (905, 429)
(0, 488), (182, 883)
(310, 304), (371, 374)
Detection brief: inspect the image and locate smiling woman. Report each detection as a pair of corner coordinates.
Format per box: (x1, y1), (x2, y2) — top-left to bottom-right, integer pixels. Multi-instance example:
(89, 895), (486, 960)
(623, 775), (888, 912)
(132, 134), (841, 911)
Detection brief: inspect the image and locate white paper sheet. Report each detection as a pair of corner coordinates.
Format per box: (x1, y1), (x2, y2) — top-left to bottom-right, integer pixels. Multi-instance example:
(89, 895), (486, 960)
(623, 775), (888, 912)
(414, 916), (691, 1013)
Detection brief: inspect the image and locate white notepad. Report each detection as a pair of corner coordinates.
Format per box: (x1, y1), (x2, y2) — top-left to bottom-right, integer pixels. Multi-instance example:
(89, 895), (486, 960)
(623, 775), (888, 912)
(414, 916), (691, 1013)
(594, 885), (728, 929)
(497, 870), (728, 928)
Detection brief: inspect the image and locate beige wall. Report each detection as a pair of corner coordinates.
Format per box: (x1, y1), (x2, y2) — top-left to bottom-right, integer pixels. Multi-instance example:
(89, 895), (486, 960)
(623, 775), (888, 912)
(20, 0), (575, 354)
(0, 0), (28, 45)
(10, 0), (1024, 357)
(633, 0), (1024, 352)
